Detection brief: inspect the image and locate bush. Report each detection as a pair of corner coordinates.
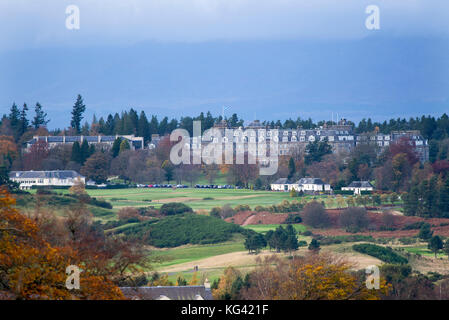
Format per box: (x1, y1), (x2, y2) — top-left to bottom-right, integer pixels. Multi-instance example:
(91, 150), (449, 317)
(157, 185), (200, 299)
(381, 211), (396, 229)
(90, 197), (113, 209)
(117, 207), (140, 221)
(319, 235), (375, 246)
(160, 203), (193, 216)
(210, 207), (222, 219)
(284, 214), (302, 224)
(234, 204), (251, 212)
(352, 243), (408, 264)
(303, 201), (330, 228)
(339, 207), (369, 231)
(402, 221), (427, 230)
(333, 190), (354, 195)
(298, 241), (308, 247)
(398, 237), (417, 245)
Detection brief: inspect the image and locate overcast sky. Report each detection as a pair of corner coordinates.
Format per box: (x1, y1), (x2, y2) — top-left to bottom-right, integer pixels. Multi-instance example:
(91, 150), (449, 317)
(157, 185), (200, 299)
(0, 0), (448, 128)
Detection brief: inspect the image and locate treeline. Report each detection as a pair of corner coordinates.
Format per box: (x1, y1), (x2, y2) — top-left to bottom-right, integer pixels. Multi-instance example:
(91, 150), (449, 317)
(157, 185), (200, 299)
(403, 175), (449, 218)
(3, 95), (449, 143)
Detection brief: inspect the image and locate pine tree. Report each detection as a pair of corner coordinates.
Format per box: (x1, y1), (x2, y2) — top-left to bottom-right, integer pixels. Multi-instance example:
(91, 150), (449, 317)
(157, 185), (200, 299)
(71, 141), (82, 164)
(19, 103), (29, 137)
(138, 111), (150, 143)
(8, 102), (20, 130)
(428, 236), (443, 258)
(88, 144), (96, 157)
(32, 102), (49, 129)
(70, 94), (86, 134)
(288, 157), (296, 179)
(80, 140), (90, 164)
(438, 177), (449, 217)
(308, 238), (321, 252)
(111, 137), (122, 158)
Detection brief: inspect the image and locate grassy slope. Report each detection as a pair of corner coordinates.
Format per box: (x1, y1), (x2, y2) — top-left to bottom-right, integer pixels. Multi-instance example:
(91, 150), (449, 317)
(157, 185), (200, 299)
(152, 235), (246, 269)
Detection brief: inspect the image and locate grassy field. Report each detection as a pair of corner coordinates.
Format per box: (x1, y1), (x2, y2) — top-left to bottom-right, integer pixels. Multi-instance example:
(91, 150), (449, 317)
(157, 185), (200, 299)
(402, 245), (447, 259)
(152, 235), (246, 269)
(79, 187), (340, 212)
(243, 224), (307, 234)
(82, 188), (296, 211)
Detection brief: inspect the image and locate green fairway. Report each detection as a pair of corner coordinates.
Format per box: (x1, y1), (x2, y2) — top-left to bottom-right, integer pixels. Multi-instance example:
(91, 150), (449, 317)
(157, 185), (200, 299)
(243, 224), (307, 234)
(403, 246), (447, 259)
(83, 187), (296, 211)
(152, 236), (246, 269)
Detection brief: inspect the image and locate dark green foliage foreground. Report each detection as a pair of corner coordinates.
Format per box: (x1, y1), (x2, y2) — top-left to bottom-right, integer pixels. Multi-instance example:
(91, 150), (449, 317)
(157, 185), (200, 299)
(352, 243), (408, 264)
(116, 214), (246, 247)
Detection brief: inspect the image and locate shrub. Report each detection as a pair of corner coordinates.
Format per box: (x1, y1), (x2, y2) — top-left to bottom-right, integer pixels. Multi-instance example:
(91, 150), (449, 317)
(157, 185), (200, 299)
(284, 214), (302, 224)
(402, 221), (427, 230)
(418, 223), (433, 240)
(352, 243), (408, 264)
(298, 241), (308, 247)
(381, 211), (396, 229)
(160, 202), (193, 216)
(117, 207), (140, 221)
(398, 237), (417, 245)
(339, 207), (369, 231)
(234, 204), (251, 212)
(90, 197), (113, 209)
(210, 207), (222, 219)
(303, 201), (330, 228)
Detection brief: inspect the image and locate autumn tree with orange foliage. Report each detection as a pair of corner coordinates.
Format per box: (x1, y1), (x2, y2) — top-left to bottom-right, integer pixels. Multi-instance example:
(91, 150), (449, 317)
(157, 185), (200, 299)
(0, 135), (18, 168)
(240, 254), (390, 300)
(0, 187), (124, 300)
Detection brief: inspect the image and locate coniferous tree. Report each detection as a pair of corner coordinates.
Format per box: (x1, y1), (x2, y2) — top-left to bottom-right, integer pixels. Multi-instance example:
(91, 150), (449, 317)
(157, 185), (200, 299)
(32, 102), (49, 129)
(80, 139), (90, 164)
(71, 141), (82, 164)
(88, 144), (96, 157)
(111, 137), (122, 158)
(438, 177), (449, 217)
(428, 236), (443, 258)
(8, 102), (20, 132)
(70, 94), (86, 134)
(18, 103), (29, 137)
(138, 111), (150, 143)
(308, 239), (321, 252)
(288, 157), (296, 180)
(149, 115), (159, 139)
